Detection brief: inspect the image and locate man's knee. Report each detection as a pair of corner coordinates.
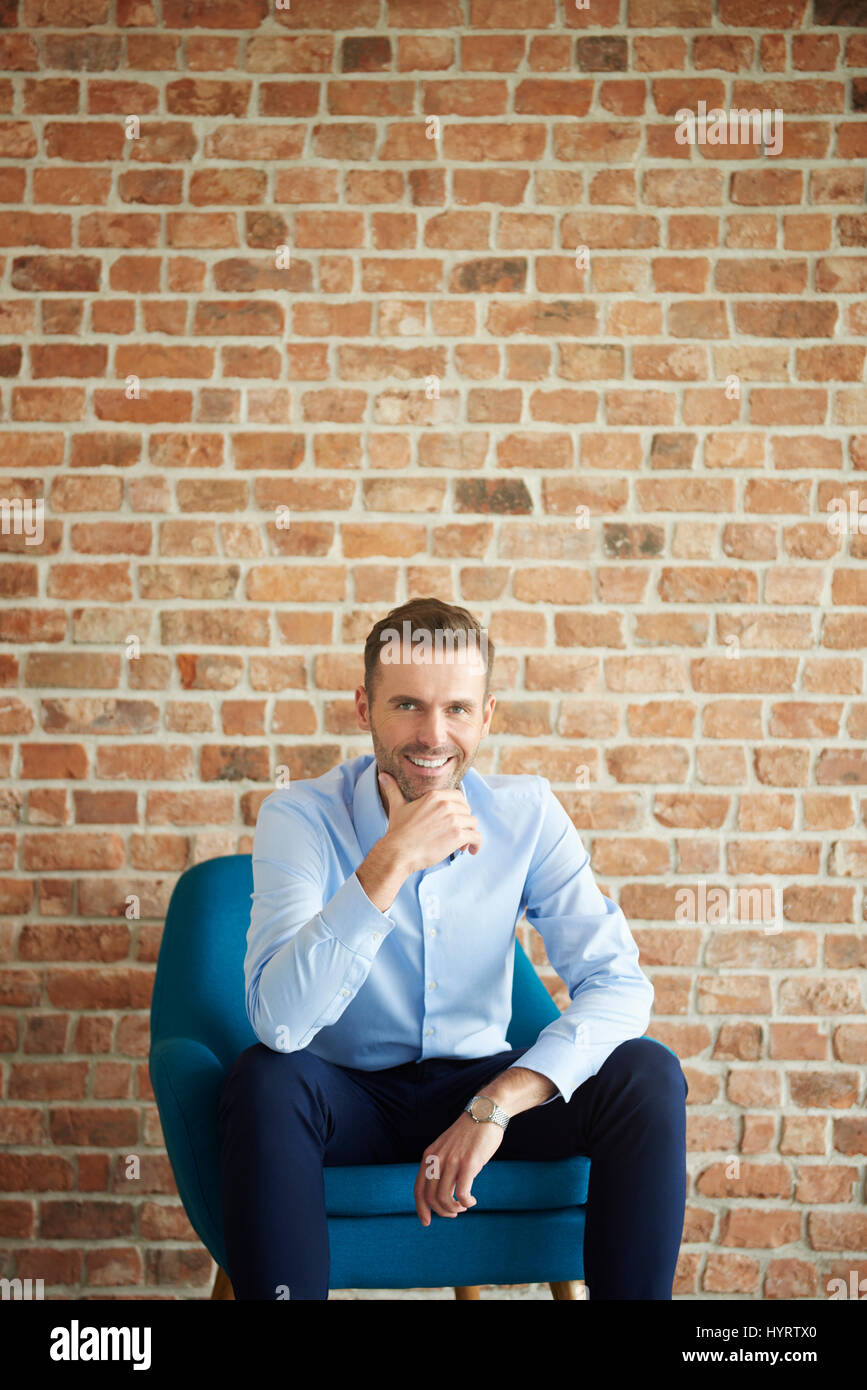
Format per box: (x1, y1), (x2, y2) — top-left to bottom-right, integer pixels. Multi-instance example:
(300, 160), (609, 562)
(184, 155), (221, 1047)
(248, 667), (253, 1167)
(220, 1041), (326, 1117)
(606, 1036), (689, 1100)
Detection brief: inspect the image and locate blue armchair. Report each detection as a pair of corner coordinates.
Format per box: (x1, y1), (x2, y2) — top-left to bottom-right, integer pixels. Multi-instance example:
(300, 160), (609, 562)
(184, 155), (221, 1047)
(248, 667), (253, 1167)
(149, 853), (590, 1300)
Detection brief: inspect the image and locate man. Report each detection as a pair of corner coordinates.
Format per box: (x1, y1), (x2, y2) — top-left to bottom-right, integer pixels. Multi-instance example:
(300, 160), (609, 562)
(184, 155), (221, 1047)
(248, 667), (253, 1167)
(219, 597), (688, 1300)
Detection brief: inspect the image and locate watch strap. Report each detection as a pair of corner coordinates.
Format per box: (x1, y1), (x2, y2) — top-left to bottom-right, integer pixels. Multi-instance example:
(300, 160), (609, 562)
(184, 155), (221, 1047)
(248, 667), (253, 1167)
(464, 1093), (510, 1130)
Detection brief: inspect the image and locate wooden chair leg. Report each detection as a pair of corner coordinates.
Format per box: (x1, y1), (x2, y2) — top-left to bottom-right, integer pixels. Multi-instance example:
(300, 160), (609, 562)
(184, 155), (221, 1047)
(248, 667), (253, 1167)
(211, 1265), (235, 1300)
(550, 1279), (586, 1300)
(454, 1285), (481, 1299)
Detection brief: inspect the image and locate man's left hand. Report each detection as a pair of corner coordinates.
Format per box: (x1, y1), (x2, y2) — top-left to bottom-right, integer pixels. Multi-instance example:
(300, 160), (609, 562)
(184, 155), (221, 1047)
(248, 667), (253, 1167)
(414, 1112), (504, 1225)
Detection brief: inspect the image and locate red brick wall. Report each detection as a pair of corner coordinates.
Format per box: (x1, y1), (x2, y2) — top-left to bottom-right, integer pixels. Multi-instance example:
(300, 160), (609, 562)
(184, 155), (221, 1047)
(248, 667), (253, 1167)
(1, 0), (867, 1300)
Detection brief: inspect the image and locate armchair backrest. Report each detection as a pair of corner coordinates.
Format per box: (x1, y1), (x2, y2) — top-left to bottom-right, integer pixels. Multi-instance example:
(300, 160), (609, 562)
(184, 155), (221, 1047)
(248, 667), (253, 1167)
(150, 854), (560, 1069)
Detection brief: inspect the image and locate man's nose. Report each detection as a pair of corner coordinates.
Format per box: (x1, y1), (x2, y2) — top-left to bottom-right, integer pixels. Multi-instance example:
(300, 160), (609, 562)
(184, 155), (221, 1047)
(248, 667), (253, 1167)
(417, 713), (448, 749)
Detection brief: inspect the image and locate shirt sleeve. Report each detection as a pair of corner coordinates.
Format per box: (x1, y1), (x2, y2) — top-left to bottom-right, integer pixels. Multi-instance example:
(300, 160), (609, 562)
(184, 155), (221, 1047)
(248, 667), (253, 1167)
(244, 792), (398, 1053)
(505, 777), (655, 1107)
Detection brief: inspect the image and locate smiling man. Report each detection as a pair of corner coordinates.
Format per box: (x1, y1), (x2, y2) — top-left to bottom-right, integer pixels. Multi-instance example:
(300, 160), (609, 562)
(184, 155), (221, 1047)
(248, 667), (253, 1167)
(218, 596), (688, 1301)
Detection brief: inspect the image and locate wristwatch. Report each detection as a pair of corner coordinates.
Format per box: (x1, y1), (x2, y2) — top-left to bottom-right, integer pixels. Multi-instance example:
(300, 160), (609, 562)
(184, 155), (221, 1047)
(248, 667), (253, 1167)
(463, 1093), (510, 1131)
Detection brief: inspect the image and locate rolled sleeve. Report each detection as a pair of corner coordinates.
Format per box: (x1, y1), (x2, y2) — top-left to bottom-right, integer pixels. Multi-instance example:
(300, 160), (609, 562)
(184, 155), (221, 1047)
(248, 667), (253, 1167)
(506, 778), (655, 1106)
(244, 793), (397, 1052)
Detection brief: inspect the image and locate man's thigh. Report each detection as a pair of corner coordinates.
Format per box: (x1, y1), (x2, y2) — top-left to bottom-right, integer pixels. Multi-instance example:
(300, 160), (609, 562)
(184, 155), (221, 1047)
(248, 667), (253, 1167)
(411, 1047), (552, 1152)
(218, 1043), (423, 1168)
(438, 1038), (687, 1164)
(412, 1045), (584, 1162)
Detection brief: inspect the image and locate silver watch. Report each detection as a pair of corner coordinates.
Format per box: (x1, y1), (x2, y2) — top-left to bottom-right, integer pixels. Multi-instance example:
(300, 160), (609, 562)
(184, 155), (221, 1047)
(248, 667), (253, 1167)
(464, 1093), (510, 1131)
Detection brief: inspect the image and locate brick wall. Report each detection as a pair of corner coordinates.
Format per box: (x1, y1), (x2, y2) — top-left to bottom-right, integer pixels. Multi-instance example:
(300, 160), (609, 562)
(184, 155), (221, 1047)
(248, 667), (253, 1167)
(1, 0), (866, 1300)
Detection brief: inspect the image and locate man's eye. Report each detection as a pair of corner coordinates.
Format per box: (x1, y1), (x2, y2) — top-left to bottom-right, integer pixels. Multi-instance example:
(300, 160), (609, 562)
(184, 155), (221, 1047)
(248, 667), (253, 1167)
(397, 703), (467, 712)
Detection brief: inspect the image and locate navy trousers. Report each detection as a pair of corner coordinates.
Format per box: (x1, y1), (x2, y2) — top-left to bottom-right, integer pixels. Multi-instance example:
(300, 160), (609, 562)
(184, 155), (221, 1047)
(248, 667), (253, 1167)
(218, 1036), (688, 1301)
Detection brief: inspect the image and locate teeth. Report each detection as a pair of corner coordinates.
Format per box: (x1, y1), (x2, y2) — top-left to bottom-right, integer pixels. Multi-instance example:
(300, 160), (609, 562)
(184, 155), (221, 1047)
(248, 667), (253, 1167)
(407, 755), (449, 767)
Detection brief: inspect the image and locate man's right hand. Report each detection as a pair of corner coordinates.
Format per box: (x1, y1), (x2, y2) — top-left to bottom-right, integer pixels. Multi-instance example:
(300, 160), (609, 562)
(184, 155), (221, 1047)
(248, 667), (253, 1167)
(378, 770), (482, 876)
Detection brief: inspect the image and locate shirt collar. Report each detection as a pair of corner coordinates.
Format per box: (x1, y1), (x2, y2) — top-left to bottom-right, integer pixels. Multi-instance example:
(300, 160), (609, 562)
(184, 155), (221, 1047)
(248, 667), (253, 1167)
(353, 755), (389, 861)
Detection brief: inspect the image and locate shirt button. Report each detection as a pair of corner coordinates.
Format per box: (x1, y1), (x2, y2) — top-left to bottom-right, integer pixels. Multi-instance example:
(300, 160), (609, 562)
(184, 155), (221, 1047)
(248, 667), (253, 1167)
(372, 931), (381, 941)
(341, 988), (350, 997)
(428, 927), (436, 937)
(425, 1028), (434, 1036)
(428, 981), (437, 990)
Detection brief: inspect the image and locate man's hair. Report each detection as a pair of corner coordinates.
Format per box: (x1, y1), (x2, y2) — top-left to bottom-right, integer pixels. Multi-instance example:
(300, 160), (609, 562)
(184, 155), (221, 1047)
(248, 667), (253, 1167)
(363, 597), (494, 708)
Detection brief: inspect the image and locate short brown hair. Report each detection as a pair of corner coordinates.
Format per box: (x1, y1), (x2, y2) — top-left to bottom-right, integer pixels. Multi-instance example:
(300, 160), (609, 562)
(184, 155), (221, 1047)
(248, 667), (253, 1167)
(363, 597), (494, 707)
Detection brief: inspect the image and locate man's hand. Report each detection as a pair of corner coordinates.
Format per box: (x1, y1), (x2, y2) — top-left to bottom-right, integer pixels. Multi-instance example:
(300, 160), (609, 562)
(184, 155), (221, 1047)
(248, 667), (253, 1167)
(414, 1111), (504, 1226)
(379, 770), (482, 875)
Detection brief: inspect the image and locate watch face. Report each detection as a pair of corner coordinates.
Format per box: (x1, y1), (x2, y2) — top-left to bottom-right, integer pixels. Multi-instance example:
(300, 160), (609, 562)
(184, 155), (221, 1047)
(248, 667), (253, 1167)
(473, 1095), (496, 1120)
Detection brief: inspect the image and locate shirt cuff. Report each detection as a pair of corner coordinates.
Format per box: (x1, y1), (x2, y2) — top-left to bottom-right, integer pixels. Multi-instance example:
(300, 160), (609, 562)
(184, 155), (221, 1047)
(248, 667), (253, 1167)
(318, 869), (398, 960)
(505, 1035), (613, 1108)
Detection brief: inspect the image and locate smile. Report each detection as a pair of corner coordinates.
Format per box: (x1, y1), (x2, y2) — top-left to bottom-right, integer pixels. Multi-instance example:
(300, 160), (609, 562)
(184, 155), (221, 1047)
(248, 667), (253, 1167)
(404, 754), (454, 772)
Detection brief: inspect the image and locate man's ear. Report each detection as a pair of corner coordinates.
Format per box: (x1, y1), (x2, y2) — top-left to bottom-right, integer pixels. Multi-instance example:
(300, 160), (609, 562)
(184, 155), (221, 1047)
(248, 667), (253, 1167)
(355, 685), (371, 730)
(481, 693), (496, 735)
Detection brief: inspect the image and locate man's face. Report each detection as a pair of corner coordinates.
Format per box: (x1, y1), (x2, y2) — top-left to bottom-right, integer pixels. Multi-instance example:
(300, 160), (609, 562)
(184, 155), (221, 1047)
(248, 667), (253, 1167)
(355, 645), (495, 808)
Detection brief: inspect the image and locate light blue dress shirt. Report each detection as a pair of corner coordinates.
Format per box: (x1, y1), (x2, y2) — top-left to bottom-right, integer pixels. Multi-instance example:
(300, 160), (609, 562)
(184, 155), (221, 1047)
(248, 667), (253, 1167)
(245, 752), (654, 1107)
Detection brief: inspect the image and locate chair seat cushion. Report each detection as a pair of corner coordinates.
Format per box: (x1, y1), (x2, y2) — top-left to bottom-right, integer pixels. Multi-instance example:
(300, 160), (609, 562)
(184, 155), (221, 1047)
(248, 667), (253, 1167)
(324, 1155), (590, 1216)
